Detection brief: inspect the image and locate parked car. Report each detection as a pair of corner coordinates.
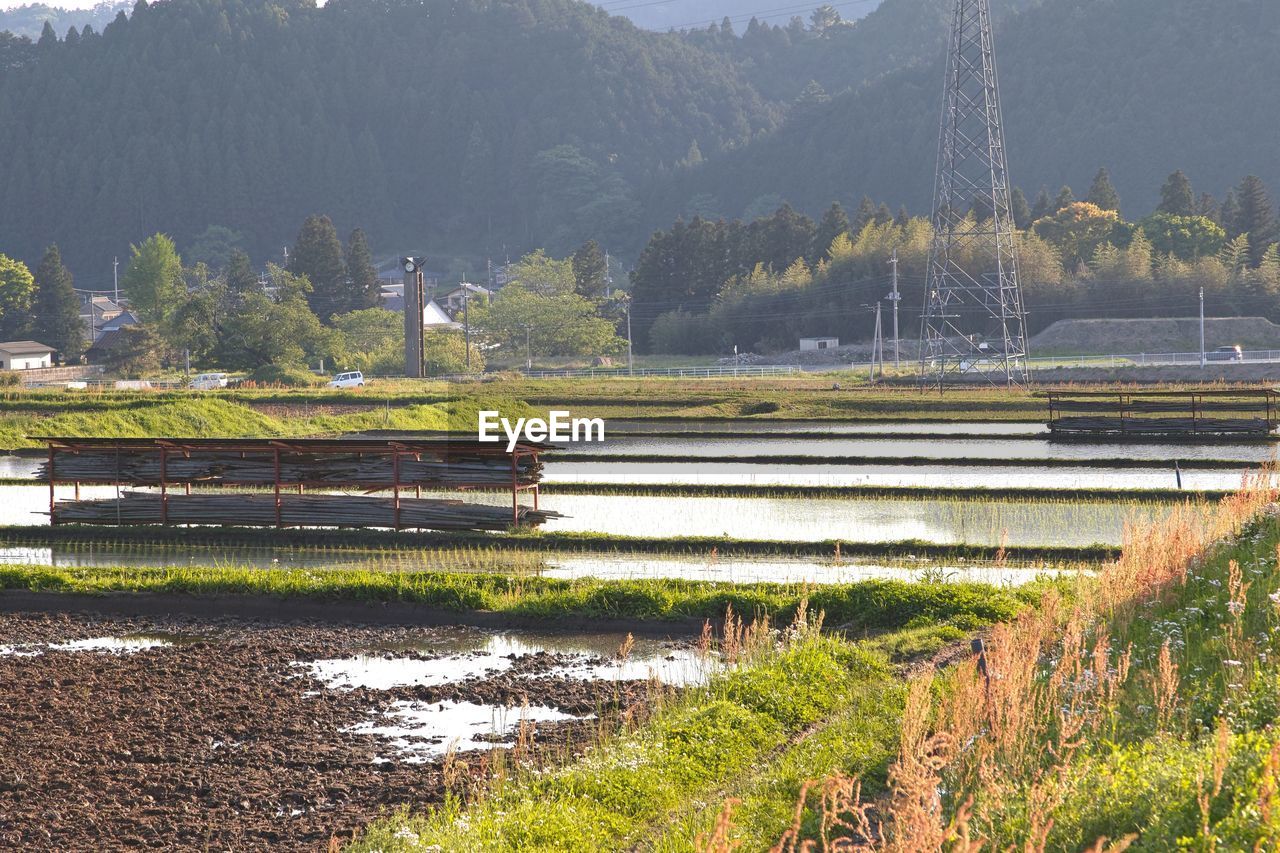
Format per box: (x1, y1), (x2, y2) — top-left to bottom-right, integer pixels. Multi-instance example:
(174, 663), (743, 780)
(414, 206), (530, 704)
(328, 370), (365, 388)
(190, 372), (229, 390)
(1206, 345), (1244, 362)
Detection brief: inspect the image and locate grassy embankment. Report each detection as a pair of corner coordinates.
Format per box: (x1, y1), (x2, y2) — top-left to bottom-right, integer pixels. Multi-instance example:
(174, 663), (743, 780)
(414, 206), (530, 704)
(755, 480), (1280, 849)
(0, 561), (1054, 630)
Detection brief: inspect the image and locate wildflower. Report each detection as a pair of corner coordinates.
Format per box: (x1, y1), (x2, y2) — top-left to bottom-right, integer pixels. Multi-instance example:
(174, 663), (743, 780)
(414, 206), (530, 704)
(1223, 660), (1243, 667)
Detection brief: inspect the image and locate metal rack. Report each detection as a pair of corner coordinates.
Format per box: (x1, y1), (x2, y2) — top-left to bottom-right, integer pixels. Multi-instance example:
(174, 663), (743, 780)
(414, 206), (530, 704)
(1040, 389), (1280, 441)
(40, 436), (547, 529)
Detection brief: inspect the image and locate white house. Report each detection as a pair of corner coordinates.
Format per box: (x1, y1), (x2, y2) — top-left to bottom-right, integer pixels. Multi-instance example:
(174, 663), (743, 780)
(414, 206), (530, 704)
(0, 341), (56, 370)
(423, 300), (460, 329)
(439, 283), (492, 316)
(799, 337), (839, 351)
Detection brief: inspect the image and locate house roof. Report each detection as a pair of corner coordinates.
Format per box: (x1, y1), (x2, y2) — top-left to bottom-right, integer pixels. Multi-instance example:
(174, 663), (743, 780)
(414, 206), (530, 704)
(0, 340), (55, 355)
(101, 311), (139, 331)
(424, 300), (459, 327)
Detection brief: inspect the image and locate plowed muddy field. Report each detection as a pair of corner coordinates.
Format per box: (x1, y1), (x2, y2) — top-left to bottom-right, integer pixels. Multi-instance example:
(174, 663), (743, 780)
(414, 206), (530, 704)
(0, 612), (673, 851)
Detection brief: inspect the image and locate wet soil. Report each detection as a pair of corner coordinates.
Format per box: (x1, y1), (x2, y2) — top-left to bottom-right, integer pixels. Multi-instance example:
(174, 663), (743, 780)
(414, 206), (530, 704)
(0, 612), (656, 851)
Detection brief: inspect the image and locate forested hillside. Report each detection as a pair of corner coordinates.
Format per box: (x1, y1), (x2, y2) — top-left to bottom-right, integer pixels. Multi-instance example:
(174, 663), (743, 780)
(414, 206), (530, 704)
(658, 0), (1280, 223)
(2, 0), (1277, 282)
(0, 1), (127, 40)
(0, 0), (781, 274)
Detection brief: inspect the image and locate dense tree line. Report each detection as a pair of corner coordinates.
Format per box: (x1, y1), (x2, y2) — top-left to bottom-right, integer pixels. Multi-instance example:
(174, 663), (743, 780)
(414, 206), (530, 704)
(632, 170), (1280, 354)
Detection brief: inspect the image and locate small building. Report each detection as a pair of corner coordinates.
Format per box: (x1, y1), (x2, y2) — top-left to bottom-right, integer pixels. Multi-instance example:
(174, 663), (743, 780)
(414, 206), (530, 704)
(439, 283), (492, 316)
(0, 340), (56, 370)
(799, 337), (839, 351)
(100, 310), (139, 334)
(79, 296), (125, 343)
(423, 300), (460, 329)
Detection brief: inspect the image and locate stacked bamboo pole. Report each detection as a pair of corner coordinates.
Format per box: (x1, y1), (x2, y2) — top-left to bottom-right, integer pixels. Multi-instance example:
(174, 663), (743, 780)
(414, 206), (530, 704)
(38, 451), (543, 487)
(52, 492), (562, 531)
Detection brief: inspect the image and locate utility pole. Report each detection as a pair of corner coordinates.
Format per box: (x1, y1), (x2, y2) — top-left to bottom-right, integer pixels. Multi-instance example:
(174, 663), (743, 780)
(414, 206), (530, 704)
(282, 246), (289, 268)
(524, 324), (532, 371)
(873, 301), (885, 380)
(1199, 286), (1206, 369)
(462, 283), (471, 371)
(624, 295), (634, 376)
(113, 257), (119, 304)
(888, 250), (900, 368)
(604, 251), (613, 298)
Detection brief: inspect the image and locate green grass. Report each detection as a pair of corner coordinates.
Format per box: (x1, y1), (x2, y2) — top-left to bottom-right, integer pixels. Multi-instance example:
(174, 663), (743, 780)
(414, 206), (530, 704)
(0, 523), (1119, 562)
(0, 562), (1050, 630)
(970, 514), (1280, 849)
(350, 631), (906, 852)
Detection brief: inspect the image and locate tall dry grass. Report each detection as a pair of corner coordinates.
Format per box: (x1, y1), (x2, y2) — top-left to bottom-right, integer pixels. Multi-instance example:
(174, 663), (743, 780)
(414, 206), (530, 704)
(766, 467), (1279, 852)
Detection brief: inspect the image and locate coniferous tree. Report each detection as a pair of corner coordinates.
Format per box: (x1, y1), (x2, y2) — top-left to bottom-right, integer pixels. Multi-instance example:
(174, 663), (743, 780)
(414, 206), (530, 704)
(1086, 168), (1120, 211)
(1221, 191), (1240, 238)
(1196, 193), (1220, 223)
(852, 196), (876, 233)
(571, 240), (609, 299)
(344, 228), (379, 313)
(1158, 170), (1195, 216)
(289, 214), (347, 319)
(812, 202), (850, 260)
(1010, 187), (1032, 229)
(1030, 187), (1053, 222)
(895, 206), (910, 228)
(225, 249), (259, 297)
(1234, 175), (1276, 268)
(32, 244), (85, 361)
(1052, 185), (1076, 213)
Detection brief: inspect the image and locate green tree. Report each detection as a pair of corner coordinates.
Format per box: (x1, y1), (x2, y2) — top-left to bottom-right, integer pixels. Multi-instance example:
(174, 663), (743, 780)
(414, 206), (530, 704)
(1052, 185), (1076, 213)
(813, 202), (850, 261)
(1030, 187), (1053, 222)
(505, 249), (576, 296)
(1009, 187), (1032, 230)
(332, 307), (401, 373)
(0, 252), (36, 341)
(422, 328), (484, 375)
(186, 225), (245, 271)
(1085, 168), (1120, 212)
(121, 233), (184, 324)
(31, 244), (85, 361)
(571, 240), (609, 299)
(225, 249), (259, 297)
(1158, 170), (1195, 216)
(97, 324), (163, 376)
(470, 280), (624, 361)
(1033, 202), (1124, 269)
(289, 214), (347, 319)
(218, 265), (338, 369)
(1138, 214), (1226, 261)
(1233, 175), (1276, 267)
(344, 228), (379, 312)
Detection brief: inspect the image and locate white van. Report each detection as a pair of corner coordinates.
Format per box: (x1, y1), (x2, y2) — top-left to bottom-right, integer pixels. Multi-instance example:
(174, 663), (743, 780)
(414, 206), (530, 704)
(328, 370), (365, 388)
(190, 372), (229, 390)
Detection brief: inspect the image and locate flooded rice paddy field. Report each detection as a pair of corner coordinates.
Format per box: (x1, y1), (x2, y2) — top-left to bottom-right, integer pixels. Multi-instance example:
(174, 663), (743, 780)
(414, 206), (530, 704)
(0, 543), (1068, 586)
(545, 460), (1249, 490)
(605, 419), (1047, 435)
(445, 492), (1184, 547)
(557, 435), (1276, 462)
(0, 611), (689, 850)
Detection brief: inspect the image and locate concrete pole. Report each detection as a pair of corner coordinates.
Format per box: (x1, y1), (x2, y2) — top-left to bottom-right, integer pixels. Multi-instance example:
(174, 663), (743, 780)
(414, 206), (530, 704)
(1199, 286), (1206, 369)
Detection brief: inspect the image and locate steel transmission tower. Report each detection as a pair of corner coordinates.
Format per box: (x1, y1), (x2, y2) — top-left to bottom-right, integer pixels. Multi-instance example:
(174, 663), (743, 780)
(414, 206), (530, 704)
(919, 0), (1029, 389)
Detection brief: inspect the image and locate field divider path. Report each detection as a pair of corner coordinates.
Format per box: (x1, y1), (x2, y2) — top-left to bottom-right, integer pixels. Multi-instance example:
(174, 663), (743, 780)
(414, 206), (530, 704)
(554, 452), (1258, 469)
